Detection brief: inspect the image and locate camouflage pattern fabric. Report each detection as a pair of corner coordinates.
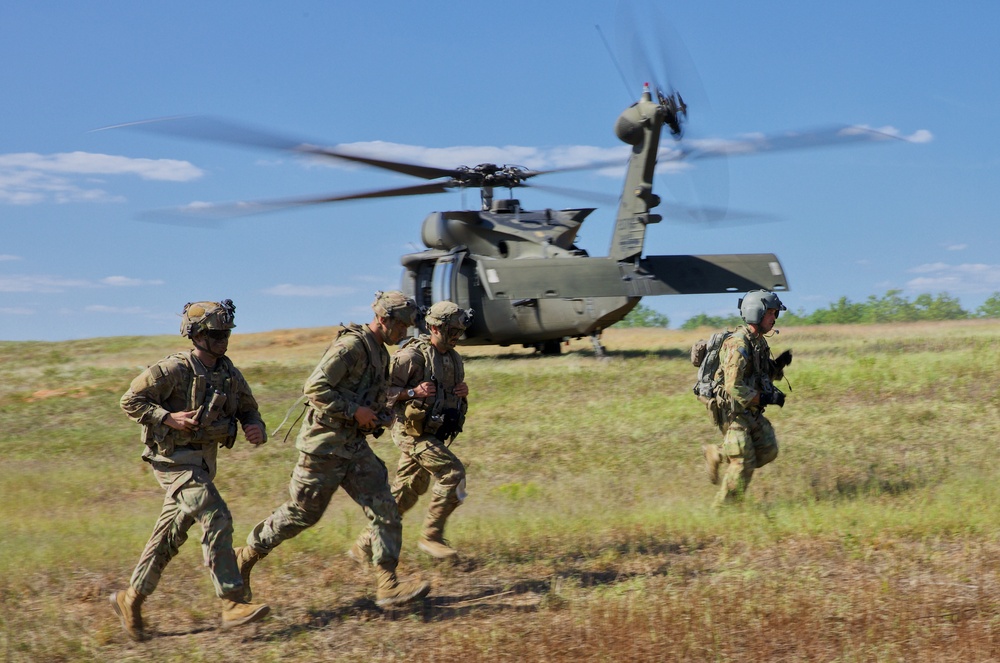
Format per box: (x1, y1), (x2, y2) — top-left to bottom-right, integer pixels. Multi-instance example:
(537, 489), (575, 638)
(389, 336), (468, 511)
(130, 465), (241, 598)
(247, 449), (402, 565)
(120, 350), (265, 598)
(247, 323), (403, 565)
(121, 351), (267, 477)
(711, 326), (784, 506)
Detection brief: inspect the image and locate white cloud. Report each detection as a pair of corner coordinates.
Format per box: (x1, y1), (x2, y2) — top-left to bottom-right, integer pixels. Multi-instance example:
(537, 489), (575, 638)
(0, 151), (203, 206)
(0, 254), (21, 261)
(262, 283), (357, 297)
(905, 262), (1000, 294)
(0, 275), (94, 293)
(0, 273), (164, 293)
(0, 306), (34, 315)
(85, 304), (153, 315)
(945, 243), (967, 251)
(101, 275), (165, 287)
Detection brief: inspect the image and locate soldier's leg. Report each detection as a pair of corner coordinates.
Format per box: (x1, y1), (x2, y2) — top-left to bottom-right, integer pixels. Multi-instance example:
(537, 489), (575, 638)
(752, 416), (779, 469)
(714, 423), (757, 507)
(170, 475), (242, 599)
(413, 442), (466, 558)
(247, 452), (346, 554)
(129, 469), (198, 596)
(392, 447), (432, 516)
(353, 447), (428, 564)
(343, 447), (429, 605)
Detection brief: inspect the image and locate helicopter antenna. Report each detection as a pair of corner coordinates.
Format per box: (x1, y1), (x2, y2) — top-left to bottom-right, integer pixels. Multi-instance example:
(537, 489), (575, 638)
(595, 24), (633, 102)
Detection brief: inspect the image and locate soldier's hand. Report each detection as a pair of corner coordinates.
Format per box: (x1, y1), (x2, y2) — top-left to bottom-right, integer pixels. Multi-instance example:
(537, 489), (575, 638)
(775, 349), (793, 369)
(244, 423), (266, 446)
(453, 382), (469, 398)
(354, 406), (378, 429)
(414, 381), (436, 398)
(164, 410), (200, 432)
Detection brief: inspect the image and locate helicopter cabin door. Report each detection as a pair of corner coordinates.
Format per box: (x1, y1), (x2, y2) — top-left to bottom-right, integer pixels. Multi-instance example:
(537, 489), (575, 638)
(429, 251), (467, 307)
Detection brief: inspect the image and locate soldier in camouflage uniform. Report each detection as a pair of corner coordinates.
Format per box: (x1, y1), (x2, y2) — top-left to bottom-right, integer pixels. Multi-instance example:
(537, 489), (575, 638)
(110, 300), (270, 641)
(352, 301), (472, 562)
(236, 291), (431, 607)
(704, 290), (793, 507)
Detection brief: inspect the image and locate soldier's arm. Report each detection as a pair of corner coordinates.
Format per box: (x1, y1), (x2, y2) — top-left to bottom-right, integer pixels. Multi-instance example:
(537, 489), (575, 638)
(120, 361), (181, 426)
(303, 338), (364, 420)
(386, 347), (425, 403)
(231, 368), (268, 444)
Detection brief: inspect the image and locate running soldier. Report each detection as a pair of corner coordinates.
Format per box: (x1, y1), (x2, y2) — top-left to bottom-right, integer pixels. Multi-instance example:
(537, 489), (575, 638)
(703, 290), (793, 506)
(111, 300), (269, 641)
(235, 291), (430, 607)
(354, 300), (472, 561)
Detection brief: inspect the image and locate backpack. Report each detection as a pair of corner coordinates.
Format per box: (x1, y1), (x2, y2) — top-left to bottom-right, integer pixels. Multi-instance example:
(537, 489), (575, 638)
(691, 330), (733, 431)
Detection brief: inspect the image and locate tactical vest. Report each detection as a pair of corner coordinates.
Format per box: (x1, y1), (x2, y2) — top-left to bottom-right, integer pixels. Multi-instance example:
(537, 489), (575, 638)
(399, 336), (467, 438)
(142, 351), (240, 456)
(715, 327), (773, 417)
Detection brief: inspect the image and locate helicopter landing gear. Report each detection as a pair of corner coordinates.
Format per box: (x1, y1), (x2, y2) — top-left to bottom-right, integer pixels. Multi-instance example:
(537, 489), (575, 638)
(538, 339), (562, 356)
(589, 332), (606, 359)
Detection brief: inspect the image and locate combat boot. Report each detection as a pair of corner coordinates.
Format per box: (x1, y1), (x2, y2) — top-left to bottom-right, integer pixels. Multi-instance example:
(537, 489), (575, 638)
(703, 444), (723, 485)
(220, 598), (270, 629)
(374, 564), (431, 607)
(418, 534), (458, 560)
(418, 500), (459, 560)
(109, 586), (147, 641)
(234, 545), (267, 602)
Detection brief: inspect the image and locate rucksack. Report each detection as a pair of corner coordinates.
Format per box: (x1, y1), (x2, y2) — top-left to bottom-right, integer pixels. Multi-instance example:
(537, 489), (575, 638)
(691, 330), (733, 431)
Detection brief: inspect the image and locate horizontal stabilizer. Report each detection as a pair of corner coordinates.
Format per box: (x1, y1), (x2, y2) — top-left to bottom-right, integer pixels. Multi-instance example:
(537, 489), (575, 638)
(475, 254), (786, 301)
(622, 254), (787, 296)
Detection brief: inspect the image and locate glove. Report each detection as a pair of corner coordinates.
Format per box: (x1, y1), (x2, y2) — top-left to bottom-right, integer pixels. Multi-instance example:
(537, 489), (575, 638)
(760, 390), (786, 408)
(774, 350), (793, 369)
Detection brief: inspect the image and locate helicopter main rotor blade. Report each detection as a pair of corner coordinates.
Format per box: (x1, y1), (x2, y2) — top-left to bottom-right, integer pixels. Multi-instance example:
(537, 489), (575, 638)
(668, 125), (911, 163)
(97, 115), (460, 180)
(142, 181), (456, 222)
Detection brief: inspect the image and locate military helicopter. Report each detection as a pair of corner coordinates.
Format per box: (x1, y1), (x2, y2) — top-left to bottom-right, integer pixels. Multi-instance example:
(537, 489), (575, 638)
(110, 69), (908, 355)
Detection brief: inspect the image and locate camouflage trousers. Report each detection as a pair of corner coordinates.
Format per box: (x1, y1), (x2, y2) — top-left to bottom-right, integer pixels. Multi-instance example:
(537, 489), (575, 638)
(129, 464), (241, 598)
(392, 435), (466, 515)
(247, 448), (402, 567)
(714, 413), (779, 507)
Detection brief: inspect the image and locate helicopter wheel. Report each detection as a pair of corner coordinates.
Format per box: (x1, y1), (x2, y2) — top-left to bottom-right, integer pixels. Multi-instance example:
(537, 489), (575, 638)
(539, 340), (562, 356)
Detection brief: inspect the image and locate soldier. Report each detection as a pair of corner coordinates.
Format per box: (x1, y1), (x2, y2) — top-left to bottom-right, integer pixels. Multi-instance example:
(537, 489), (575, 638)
(110, 300), (270, 641)
(703, 290), (793, 506)
(353, 301), (472, 562)
(235, 291), (430, 607)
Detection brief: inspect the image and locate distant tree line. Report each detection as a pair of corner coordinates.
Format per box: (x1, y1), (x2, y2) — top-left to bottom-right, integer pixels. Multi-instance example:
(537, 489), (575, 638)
(678, 290), (1000, 330)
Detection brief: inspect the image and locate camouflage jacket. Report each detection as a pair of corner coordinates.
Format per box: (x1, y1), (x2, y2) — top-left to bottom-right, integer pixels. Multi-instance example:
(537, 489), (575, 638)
(716, 326), (785, 417)
(120, 351), (266, 478)
(295, 323), (389, 456)
(389, 335), (467, 443)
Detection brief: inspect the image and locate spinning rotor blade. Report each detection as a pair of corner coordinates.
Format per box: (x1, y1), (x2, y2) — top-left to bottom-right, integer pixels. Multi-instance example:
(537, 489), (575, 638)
(666, 125), (912, 163)
(142, 181), (455, 222)
(98, 116), (459, 180)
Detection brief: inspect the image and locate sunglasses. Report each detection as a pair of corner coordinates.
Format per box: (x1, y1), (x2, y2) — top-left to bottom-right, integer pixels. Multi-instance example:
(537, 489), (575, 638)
(206, 330), (232, 340)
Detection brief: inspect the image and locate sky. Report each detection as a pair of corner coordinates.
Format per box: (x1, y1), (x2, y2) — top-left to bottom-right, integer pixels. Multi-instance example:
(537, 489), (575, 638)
(2, 1), (998, 342)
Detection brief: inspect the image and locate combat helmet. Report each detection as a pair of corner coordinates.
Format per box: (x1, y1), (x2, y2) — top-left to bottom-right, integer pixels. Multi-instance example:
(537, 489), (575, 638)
(180, 299), (236, 338)
(372, 291), (419, 327)
(738, 290), (786, 325)
(424, 301), (473, 332)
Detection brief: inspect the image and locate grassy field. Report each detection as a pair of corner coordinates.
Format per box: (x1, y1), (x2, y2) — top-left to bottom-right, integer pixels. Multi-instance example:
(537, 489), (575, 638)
(2, 321), (1000, 661)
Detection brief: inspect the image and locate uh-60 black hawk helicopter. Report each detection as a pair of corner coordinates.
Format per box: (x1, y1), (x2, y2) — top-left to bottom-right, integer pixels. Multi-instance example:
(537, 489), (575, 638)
(114, 78), (907, 356)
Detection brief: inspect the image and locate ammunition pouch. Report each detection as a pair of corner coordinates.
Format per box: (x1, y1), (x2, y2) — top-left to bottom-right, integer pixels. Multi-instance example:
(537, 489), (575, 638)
(142, 422), (174, 456)
(403, 400), (430, 437)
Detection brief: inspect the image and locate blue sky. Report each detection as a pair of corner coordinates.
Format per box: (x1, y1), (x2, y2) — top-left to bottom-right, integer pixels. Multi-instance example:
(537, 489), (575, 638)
(2, 1), (997, 341)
